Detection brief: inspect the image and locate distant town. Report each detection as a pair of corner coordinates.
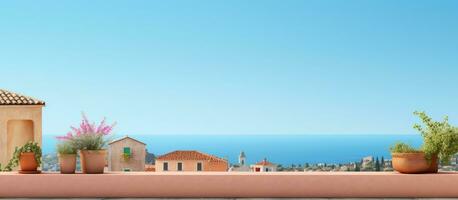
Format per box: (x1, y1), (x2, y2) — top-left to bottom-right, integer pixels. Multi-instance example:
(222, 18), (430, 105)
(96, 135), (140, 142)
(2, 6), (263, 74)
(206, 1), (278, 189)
(1, 89), (457, 173)
(41, 135), (458, 173)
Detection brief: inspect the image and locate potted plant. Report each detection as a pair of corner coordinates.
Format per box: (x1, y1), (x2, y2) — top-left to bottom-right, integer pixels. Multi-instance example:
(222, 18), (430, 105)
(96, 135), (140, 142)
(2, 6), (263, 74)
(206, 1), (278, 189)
(390, 142), (438, 173)
(1, 141), (42, 173)
(56, 138), (77, 174)
(67, 114), (115, 174)
(122, 152), (132, 162)
(390, 111), (458, 174)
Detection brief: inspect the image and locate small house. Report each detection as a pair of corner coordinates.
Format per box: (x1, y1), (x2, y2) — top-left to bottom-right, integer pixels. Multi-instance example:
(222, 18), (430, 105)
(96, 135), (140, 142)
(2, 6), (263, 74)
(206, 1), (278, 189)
(0, 89), (45, 166)
(108, 136), (146, 172)
(155, 150), (228, 172)
(251, 158), (277, 172)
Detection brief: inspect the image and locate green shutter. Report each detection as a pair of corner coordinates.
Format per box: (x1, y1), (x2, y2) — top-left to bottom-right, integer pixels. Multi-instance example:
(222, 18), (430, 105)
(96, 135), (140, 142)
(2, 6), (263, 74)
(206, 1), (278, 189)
(123, 147), (131, 156)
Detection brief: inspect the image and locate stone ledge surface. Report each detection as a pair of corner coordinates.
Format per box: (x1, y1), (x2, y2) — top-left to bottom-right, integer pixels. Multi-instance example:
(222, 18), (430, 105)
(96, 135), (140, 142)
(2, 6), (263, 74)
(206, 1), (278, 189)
(0, 172), (457, 198)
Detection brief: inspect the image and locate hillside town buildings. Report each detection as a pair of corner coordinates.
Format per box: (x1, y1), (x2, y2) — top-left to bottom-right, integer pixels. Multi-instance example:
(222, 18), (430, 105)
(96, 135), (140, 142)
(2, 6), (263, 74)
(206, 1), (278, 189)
(361, 156), (374, 170)
(229, 151), (251, 172)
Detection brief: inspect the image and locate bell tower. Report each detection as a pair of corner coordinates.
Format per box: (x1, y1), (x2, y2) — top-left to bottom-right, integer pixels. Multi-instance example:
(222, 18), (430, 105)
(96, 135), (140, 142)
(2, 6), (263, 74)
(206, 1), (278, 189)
(239, 151), (246, 166)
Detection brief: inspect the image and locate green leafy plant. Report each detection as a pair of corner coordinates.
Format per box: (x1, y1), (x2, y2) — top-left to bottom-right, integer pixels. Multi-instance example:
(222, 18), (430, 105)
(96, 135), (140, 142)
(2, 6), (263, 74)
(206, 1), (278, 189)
(390, 111), (458, 164)
(413, 111), (458, 164)
(122, 152), (132, 162)
(0, 141), (42, 171)
(56, 140), (77, 155)
(390, 142), (421, 153)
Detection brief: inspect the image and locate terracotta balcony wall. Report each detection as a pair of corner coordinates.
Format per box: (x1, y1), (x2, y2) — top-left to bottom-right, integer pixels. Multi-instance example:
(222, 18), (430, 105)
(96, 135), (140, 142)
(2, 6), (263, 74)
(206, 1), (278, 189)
(0, 172), (457, 198)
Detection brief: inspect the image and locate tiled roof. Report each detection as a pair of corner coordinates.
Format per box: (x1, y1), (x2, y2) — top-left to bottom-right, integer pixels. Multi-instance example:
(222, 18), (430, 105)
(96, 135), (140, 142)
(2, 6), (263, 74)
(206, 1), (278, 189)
(108, 135), (146, 145)
(255, 158), (276, 166)
(145, 164), (155, 172)
(0, 89), (45, 106)
(156, 150), (227, 162)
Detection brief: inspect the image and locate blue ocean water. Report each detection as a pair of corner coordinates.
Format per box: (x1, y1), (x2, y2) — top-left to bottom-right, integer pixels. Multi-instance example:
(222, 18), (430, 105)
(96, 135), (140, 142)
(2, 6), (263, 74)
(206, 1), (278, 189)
(43, 134), (422, 165)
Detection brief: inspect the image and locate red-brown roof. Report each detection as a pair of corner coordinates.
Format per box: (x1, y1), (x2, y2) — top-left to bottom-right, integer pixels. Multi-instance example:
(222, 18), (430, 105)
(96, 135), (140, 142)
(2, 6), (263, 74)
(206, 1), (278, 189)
(145, 164), (155, 172)
(156, 150), (227, 162)
(0, 89), (45, 106)
(255, 159), (276, 166)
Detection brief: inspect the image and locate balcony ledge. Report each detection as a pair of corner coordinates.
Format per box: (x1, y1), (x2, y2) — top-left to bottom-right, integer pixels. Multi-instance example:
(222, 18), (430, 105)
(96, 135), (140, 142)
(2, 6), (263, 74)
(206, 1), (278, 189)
(0, 172), (457, 198)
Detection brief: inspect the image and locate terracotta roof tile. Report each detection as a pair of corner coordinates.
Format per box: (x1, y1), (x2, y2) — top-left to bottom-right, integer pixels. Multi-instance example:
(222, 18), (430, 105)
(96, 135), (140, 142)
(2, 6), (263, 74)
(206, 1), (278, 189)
(255, 158), (276, 166)
(0, 89), (45, 106)
(156, 150), (227, 162)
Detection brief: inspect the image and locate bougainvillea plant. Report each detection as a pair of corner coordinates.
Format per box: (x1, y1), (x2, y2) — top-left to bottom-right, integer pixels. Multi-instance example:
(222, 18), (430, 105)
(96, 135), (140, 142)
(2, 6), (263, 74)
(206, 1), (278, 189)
(57, 113), (116, 151)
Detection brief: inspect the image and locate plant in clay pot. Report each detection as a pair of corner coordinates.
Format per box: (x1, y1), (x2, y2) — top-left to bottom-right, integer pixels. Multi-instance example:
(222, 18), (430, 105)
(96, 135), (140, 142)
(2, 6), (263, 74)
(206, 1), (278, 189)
(122, 152), (132, 162)
(391, 111), (458, 174)
(390, 142), (437, 174)
(67, 113), (116, 174)
(56, 139), (77, 174)
(0, 141), (42, 173)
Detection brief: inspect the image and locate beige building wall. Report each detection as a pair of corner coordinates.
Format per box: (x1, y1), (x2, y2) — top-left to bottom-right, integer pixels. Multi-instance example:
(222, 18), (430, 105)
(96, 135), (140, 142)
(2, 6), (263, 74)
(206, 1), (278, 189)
(108, 137), (146, 171)
(250, 164), (277, 172)
(0, 106), (43, 166)
(156, 160), (228, 172)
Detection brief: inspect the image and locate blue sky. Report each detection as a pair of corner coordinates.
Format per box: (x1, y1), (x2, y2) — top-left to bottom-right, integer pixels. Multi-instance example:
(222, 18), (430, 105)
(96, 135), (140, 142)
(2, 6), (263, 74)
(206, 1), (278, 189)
(1, 1), (457, 136)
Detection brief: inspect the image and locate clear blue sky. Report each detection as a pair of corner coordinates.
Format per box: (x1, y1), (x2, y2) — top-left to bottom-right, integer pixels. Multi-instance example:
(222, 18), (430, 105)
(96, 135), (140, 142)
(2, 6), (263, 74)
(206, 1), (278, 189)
(1, 0), (457, 135)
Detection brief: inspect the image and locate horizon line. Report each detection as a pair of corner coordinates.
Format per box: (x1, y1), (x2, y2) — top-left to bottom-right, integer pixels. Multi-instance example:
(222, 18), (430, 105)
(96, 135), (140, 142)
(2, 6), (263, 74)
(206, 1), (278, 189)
(43, 133), (420, 136)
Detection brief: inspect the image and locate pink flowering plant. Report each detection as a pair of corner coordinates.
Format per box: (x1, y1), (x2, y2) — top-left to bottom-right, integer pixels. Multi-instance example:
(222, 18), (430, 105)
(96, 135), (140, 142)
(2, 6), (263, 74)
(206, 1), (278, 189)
(57, 113), (116, 151)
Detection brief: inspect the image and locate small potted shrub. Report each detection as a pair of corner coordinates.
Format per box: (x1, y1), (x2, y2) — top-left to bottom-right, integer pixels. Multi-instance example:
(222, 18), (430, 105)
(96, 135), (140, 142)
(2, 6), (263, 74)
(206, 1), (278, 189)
(3, 141), (42, 173)
(67, 114), (115, 174)
(122, 152), (132, 162)
(56, 137), (77, 174)
(391, 111), (458, 174)
(390, 142), (438, 173)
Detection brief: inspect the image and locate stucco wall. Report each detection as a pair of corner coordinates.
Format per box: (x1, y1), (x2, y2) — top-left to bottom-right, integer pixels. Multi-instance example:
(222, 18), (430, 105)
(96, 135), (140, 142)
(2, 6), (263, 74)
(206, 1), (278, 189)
(156, 160), (228, 172)
(251, 165), (277, 172)
(7, 120), (34, 159)
(0, 106), (43, 166)
(1, 172), (458, 198)
(108, 138), (146, 171)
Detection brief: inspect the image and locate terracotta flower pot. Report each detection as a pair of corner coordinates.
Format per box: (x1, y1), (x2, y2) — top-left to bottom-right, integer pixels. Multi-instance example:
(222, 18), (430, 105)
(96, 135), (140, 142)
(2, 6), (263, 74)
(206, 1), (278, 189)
(392, 152), (438, 174)
(58, 154), (77, 174)
(79, 150), (107, 174)
(19, 152), (38, 171)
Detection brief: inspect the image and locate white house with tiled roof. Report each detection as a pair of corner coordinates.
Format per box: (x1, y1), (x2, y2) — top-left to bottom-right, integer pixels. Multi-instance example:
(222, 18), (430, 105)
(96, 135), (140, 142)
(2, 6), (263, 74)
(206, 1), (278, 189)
(0, 89), (45, 167)
(251, 158), (277, 172)
(155, 150), (228, 172)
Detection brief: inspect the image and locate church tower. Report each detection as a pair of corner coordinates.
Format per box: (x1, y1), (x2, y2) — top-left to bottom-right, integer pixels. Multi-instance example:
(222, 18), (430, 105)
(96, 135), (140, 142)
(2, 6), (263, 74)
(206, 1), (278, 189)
(239, 151), (246, 166)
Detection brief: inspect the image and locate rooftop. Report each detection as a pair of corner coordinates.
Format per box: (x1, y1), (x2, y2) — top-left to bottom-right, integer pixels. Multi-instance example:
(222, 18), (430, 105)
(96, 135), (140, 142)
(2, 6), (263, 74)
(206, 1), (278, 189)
(156, 150), (227, 162)
(108, 135), (146, 145)
(254, 158), (276, 166)
(0, 89), (45, 106)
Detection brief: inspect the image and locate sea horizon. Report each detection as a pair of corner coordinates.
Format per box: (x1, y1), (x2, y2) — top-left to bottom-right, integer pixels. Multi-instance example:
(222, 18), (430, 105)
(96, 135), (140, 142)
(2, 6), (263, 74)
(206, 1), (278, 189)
(43, 134), (423, 165)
